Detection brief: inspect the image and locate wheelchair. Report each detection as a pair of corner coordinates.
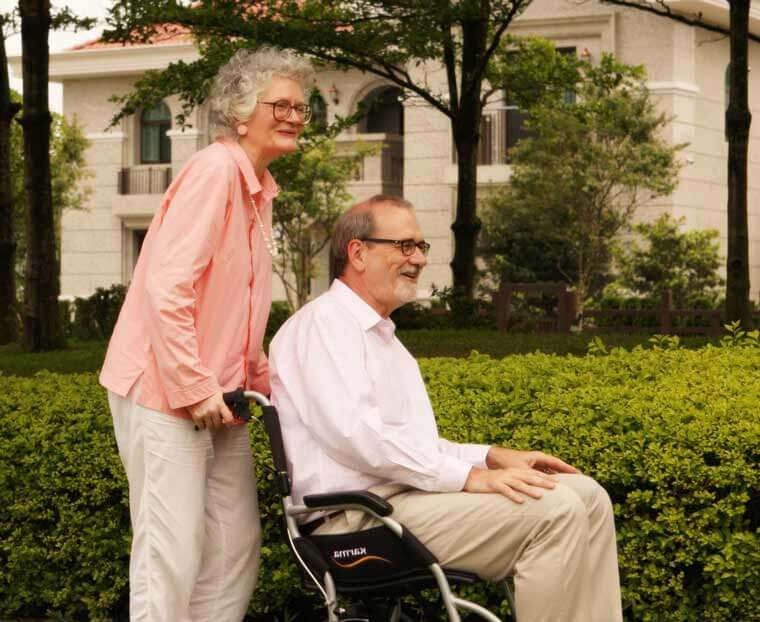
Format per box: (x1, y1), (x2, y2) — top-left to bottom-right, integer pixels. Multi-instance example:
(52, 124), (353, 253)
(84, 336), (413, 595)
(223, 389), (515, 622)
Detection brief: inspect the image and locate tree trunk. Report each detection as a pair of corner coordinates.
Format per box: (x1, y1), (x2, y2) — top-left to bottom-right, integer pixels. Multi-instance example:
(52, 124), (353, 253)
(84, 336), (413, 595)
(0, 34), (20, 344)
(449, 19), (487, 299)
(725, 0), (752, 327)
(19, 0), (63, 350)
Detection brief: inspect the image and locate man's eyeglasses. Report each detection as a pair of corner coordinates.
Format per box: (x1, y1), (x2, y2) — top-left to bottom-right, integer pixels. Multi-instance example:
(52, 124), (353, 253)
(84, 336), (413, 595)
(258, 99), (312, 124)
(360, 237), (431, 257)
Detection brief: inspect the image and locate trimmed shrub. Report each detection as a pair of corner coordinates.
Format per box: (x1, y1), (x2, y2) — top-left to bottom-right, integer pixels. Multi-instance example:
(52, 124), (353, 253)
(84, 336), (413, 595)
(64, 284), (127, 341)
(1, 341), (758, 620)
(0, 373), (130, 621)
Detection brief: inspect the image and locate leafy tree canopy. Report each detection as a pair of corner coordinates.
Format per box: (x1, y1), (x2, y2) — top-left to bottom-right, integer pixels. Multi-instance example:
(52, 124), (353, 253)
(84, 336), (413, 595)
(102, 0), (543, 297)
(104, 0), (532, 119)
(9, 90), (91, 283)
(481, 53), (684, 307)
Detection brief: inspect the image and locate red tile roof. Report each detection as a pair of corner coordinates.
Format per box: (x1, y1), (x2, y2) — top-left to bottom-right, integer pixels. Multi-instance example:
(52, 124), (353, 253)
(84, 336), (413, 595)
(68, 23), (193, 51)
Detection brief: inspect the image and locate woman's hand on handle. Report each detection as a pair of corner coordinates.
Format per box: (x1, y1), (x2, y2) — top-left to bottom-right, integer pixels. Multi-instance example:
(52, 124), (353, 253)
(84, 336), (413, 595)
(187, 393), (234, 431)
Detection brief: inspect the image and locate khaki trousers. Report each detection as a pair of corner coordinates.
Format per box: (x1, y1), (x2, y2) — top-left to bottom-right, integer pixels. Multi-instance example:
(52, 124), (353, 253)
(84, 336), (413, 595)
(108, 389), (261, 622)
(314, 474), (622, 622)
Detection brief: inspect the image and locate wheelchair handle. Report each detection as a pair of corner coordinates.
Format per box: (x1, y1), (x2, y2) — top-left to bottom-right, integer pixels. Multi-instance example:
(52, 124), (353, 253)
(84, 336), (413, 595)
(222, 388), (271, 422)
(222, 388), (291, 495)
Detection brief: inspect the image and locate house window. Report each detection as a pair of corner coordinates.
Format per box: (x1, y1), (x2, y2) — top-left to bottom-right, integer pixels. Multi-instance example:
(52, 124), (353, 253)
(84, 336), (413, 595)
(310, 90), (328, 128)
(359, 87), (404, 134)
(503, 46), (577, 159)
(122, 224), (150, 283)
(135, 229), (147, 261)
(140, 101), (172, 164)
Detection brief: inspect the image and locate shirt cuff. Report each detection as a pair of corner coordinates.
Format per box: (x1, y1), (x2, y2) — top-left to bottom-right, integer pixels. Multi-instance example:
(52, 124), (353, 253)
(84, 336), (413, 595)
(165, 376), (221, 409)
(458, 443), (491, 468)
(435, 455), (477, 492)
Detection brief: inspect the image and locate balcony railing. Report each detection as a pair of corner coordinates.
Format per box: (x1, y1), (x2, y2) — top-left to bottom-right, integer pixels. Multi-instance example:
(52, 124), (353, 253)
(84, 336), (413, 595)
(453, 107), (532, 166)
(117, 166), (172, 195)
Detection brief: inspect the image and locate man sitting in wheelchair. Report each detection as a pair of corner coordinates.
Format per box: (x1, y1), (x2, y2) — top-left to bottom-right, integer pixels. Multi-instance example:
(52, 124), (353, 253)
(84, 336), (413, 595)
(269, 194), (623, 622)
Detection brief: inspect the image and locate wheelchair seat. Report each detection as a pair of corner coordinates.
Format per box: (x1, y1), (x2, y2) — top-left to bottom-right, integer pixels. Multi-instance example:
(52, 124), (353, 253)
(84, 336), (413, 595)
(294, 525), (479, 595)
(223, 389), (511, 622)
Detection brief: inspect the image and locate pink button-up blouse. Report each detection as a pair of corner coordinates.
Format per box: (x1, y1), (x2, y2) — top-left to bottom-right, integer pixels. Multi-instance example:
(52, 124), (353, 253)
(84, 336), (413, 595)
(100, 139), (278, 419)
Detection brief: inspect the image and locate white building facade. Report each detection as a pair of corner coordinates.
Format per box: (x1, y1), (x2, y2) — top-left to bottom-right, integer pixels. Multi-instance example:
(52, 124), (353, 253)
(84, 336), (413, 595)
(9, 0), (760, 302)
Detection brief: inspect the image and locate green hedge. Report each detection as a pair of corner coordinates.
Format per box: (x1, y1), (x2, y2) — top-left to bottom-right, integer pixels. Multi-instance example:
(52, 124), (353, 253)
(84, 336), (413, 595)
(60, 284), (127, 341)
(1, 340), (758, 621)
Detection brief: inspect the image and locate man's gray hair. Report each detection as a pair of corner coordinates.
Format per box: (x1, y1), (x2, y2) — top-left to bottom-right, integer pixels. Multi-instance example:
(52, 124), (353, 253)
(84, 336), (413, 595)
(330, 195), (414, 280)
(208, 46), (315, 139)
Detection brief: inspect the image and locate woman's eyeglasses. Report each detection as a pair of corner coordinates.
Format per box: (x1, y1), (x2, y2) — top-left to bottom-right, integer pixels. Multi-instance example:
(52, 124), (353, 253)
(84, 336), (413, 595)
(258, 99), (313, 124)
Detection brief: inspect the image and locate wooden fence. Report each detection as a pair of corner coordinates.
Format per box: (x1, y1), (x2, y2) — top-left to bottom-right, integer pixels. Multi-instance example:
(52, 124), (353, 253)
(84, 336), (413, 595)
(493, 283), (759, 335)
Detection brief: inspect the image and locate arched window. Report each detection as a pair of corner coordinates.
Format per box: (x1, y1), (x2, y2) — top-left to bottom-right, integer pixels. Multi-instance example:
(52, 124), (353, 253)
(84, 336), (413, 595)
(310, 90), (328, 128)
(140, 101), (171, 164)
(359, 87), (404, 134)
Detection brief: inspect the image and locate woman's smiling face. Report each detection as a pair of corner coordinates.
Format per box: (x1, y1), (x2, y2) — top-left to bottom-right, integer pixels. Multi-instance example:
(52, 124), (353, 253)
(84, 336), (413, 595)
(240, 76), (307, 160)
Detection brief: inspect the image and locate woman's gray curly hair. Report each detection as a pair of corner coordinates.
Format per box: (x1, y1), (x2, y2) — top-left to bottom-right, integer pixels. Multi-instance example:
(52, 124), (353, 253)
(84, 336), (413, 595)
(208, 46), (315, 139)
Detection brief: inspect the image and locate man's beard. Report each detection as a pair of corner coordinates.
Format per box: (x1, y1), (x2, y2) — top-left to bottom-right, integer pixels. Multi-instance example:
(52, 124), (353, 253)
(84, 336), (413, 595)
(394, 269), (420, 305)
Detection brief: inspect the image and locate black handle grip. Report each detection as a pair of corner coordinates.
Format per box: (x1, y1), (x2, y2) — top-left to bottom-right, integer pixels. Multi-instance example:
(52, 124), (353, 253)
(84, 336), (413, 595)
(222, 388), (252, 422)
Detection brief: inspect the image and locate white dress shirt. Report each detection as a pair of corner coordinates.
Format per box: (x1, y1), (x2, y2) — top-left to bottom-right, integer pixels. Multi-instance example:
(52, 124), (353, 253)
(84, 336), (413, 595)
(269, 279), (490, 513)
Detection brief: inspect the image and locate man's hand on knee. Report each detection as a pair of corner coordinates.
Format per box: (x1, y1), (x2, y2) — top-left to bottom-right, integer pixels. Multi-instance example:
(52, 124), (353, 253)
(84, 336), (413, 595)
(463, 466), (559, 504)
(486, 447), (580, 475)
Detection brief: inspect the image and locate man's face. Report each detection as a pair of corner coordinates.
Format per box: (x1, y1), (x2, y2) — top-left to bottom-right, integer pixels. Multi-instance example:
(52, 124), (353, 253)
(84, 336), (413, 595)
(361, 206), (428, 316)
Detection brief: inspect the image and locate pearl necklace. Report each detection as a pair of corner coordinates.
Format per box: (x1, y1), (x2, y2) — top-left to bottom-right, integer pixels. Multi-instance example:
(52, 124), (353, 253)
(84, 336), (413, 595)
(249, 194), (279, 258)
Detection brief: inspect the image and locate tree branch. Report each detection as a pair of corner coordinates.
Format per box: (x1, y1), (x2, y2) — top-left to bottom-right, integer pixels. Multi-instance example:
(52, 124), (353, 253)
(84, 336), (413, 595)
(471, 0), (528, 89)
(601, 0), (760, 44)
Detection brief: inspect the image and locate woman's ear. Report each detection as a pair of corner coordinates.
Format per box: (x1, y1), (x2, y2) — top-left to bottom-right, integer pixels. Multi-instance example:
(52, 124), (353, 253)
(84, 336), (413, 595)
(345, 238), (366, 273)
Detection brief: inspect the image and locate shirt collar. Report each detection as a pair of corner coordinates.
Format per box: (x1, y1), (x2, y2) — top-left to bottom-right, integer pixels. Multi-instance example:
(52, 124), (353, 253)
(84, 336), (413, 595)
(330, 279), (396, 340)
(218, 138), (279, 203)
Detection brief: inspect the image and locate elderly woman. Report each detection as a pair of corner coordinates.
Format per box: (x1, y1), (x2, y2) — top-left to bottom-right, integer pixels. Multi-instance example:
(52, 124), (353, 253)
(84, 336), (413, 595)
(99, 47), (314, 621)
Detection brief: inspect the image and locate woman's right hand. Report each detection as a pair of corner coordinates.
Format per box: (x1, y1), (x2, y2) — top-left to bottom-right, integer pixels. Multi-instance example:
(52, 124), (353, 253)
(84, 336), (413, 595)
(187, 393), (234, 431)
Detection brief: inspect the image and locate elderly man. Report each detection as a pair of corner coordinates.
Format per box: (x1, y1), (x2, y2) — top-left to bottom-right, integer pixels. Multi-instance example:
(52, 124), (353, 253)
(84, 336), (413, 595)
(269, 195), (622, 622)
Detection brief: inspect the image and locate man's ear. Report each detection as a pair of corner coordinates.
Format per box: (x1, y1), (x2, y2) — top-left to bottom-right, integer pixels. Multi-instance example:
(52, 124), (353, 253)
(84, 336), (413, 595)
(346, 239), (366, 273)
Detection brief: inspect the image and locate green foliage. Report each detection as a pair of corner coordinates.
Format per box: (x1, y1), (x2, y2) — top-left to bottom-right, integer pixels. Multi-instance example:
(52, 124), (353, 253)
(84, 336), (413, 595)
(481, 54), (684, 306)
(0, 373), (130, 621)
(103, 0), (531, 119)
(10, 89), (92, 286)
(427, 284), (495, 328)
(2, 343), (759, 620)
(607, 214), (724, 308)
(266, 300), (292, 338)
(107, 37), (240, 128)
(480, 184), (577, 285)
(720, 320), (760, 348)
(269, 118), (376, 311)
(485, 35), (583, 110)
(101, 0), (545, 296)
(62, 284), (128, 341)
(0, 339), (107, 377)
(0, 331), (723, 378)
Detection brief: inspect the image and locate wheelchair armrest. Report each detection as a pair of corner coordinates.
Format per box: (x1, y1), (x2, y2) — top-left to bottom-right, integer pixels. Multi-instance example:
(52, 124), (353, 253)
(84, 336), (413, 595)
(303, 490), (393, 517)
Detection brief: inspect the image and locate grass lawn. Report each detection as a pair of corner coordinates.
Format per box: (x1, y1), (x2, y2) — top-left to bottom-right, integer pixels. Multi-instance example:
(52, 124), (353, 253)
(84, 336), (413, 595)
(0, 330), (719, 377)
(0, 340), (108, 377)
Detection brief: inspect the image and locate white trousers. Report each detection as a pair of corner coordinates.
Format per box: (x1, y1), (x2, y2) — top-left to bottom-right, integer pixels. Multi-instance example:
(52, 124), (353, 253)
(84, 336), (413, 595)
(108, 389), (261, 622)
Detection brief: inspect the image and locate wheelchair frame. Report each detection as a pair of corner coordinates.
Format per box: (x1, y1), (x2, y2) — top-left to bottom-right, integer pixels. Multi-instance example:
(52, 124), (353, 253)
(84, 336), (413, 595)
(225, 389), (515, 622)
